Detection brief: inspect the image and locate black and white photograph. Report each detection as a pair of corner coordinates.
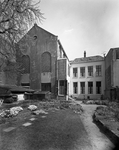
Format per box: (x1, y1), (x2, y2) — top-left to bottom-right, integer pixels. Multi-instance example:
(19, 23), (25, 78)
(0, 0), (119, 150)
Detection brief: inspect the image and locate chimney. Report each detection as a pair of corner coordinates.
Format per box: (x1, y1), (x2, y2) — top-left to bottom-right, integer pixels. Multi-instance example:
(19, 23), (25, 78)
(84, 51), (86, 58)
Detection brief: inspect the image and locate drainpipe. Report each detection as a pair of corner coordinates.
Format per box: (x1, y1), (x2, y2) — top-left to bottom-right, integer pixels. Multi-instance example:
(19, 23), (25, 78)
(56, 39), (59, 100)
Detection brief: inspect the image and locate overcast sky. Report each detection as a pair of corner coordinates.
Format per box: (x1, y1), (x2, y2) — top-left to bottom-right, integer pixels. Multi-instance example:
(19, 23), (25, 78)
(39, 0), (119, 60)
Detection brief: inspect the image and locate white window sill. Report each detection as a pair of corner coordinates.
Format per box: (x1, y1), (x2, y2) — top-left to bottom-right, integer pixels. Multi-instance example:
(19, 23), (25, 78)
(96, 75), (102, 77)
(80, 76), (85, 78)
(58, 94), (65, 96)
(87, 76), (93, 78)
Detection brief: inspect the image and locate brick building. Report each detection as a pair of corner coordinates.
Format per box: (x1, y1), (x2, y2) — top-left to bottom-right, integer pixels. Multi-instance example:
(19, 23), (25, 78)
(105, 48), (119, 100)
(16, 24), (70, 100)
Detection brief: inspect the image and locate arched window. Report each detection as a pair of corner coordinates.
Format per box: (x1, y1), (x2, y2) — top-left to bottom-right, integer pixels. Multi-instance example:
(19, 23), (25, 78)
(22, 55), (30, 73)
(41, 52), (51, 72)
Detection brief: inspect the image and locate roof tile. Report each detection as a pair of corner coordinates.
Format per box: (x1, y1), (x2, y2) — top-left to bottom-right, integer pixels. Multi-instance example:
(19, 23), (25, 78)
(71, 55), (104, 64)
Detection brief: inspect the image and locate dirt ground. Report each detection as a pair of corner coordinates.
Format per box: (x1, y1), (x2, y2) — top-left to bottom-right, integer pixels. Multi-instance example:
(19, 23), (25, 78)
(75, 101), (115, 150)
(0, 100), (92, 150)
(0, 99), (116, 150)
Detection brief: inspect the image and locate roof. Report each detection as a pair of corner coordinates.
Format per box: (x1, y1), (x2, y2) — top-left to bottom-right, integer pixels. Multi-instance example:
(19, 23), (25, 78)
(0, 85), (34, 93)
(71, 55), (104, 64)
(17, 23), (58, 43)
(34, 91), (51, 94)
(58, 40), (69, 61)
(35, 24), (57, 37)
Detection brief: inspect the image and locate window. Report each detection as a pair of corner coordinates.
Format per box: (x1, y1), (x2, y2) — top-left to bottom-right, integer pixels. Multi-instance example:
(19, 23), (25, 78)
(96, 65), (101, 76)
(21, 83), (30, 88)
(63, 52), (66, 58)
(88, 66), (93, 76)
(116, 50), (119, 59)
(68, 64), (70, 76)
(22, 55), (30, 73)
(73, 82), (78, 94)
(80, 67), (85, 77)
(59, 80), (65, 95)
(88, 82), (93, 94)
(41, 52), (51, 72)
(59, 48), (62, 58)
(96, 81), (101, 94)
(80, 82), (85, 94)
(73, 68), (78, 77)
(41, 83), (51, 92)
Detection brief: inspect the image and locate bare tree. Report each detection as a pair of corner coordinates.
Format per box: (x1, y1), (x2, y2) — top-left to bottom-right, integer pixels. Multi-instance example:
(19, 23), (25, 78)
(0, 0), (43, 71)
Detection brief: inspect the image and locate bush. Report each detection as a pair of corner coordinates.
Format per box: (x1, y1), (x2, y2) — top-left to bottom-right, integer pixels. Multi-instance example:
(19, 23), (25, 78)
(70, 104), (83, 112)
(4, 97), (14, 103)
(60, 101), (70, 109)
(115, 110), (119, 121)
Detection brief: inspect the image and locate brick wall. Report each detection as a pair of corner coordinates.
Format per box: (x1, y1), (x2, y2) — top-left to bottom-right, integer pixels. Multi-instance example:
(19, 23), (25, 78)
(58, 59), (66, 80)
(17, 24), (58, 97)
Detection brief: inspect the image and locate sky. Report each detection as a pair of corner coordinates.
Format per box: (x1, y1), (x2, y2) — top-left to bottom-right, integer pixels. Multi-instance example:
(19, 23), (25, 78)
(38, 0), (119, 60)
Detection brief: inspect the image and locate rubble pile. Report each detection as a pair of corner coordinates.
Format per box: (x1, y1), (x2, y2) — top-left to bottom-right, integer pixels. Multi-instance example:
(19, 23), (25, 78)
(82, 100), (109, 105)
(28, 105), (37, 111)
(0, 106), (23, 118)
(32, 109), (48, 115)
(69, 103), (83, 114)
(38, 101), (60, 110)
(59, 101), (70, 109)
(0, 99), (4, 107)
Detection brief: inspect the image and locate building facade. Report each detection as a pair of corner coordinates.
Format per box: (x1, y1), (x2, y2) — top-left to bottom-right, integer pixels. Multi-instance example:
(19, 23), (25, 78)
(70, 52), (105, 100)
(105, 48), (119, 100)
(16, 24), (70, 100)
(2, 24), (119, 101)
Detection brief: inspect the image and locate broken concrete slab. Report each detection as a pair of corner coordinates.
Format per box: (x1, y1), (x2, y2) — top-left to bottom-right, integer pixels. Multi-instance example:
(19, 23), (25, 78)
(32, 109), (48, 115)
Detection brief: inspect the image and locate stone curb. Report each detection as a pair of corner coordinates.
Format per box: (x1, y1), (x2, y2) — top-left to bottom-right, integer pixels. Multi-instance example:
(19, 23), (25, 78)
(93, 112), (119, 145)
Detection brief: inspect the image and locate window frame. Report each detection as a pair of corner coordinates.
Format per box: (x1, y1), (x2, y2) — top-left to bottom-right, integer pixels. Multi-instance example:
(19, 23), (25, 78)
(59, 80), (65, 95)
(88, 66), (93, 77)
(73, 67), (78, 78)
(96, 81), (101, 94)
(96, 65), (102, 77)
(88, 82), (93, 94)
(80, 67), (85, 77)
(73, 82), (78, 94)
(22, 55), (30, 74)
(80, 82), (85, 94)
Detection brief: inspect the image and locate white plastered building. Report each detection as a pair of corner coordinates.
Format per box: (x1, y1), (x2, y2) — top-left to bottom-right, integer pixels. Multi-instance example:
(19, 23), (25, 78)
(70, 51), (105, 100)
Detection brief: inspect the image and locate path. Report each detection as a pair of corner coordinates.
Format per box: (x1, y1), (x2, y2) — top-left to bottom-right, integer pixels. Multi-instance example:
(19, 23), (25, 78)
(75, 101), (114, 150)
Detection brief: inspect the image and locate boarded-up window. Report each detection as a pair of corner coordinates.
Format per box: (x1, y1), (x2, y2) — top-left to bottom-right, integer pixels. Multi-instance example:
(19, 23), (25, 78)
(59, 80), (65, 95)
(42, 52), (51, 72)
(22, 55), (30, 73)
(41, 83), (51, 92)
